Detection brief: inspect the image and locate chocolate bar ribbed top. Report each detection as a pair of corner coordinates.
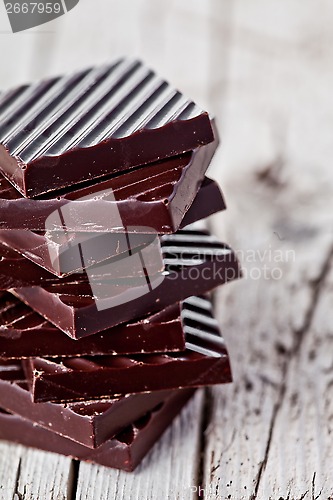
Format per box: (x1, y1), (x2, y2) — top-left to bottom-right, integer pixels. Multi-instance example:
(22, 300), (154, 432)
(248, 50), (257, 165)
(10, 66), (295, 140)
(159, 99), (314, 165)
(0, 58), (214, 197)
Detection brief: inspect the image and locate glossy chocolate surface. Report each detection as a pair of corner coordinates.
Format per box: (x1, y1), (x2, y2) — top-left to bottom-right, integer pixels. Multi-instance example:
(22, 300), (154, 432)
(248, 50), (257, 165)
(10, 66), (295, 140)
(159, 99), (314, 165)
(13, 230), (241, 338)
(0, 388), (195, 470)
(0, 292), (186, 358)
(0, 58), (214, 198)
(0, 360), (175, 448)
(23, 297), (232, 403)
(0, 177), (226, 277)
(0, 132), (218, 232)
(0, 237), (163, 289)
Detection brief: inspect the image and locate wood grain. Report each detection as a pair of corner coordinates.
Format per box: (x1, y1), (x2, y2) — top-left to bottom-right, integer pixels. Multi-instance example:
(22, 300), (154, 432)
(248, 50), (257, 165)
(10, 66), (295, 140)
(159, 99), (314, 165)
(76, 390), (204, 500)
(202, 1), (333, 497)
(0, 0), (333, 498)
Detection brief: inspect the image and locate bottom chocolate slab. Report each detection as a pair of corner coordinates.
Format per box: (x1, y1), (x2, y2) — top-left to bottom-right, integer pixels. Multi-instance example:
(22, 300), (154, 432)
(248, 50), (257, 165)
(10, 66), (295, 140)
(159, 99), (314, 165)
(0, 361), (174, 448)
(0, 389), (195, 472)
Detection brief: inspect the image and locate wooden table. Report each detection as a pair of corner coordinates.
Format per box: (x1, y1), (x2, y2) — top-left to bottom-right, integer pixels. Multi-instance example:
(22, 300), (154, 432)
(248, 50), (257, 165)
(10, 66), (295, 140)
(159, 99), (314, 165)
(0, 1), (333, 498)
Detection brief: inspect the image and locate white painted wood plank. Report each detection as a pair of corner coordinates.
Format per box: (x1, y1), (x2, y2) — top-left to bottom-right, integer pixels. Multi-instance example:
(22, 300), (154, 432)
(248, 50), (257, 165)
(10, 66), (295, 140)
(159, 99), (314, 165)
(209, 0), (333, 184)
(203, 1), (333, 496)
(256, 263), (333, 499)
(14, 449), (73, 500)
(0, 443), (22, 500)
(76, 390), (204, 500)
(0, 443), (73, 500)
(202, 237), (333, 499)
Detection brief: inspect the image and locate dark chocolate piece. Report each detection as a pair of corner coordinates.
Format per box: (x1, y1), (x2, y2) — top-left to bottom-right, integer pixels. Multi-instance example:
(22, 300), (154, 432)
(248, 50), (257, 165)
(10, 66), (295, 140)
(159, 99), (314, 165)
(0, 132), (218, 233)
(0, 176), (226, 277)
(0, 292), (186, 358)
(0, 388), (195, 471)
(181, 177), (227, 226)
(13, 230), (241, 338)
(0, 235), (163, 289)
(23, 296), (232, 403)
(0, 361), (178, 448)
(0, 58), (214, 198)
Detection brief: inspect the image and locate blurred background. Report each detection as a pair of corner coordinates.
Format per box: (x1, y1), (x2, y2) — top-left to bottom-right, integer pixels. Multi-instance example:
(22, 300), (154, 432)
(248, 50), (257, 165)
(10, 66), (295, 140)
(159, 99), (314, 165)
(1, 1), (333, 496)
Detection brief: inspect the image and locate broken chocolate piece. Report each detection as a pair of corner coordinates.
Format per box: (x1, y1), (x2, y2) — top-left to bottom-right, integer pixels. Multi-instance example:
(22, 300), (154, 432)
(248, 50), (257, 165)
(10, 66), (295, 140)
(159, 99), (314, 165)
(0, 292), (186, 358)
(0, 235), (163, 289)
(0, 58), (214, 197)
(0, 388), (195, 470)
(13, 230), (241, 338)
(23, 296), (232, 403)
(0, 133), (218, 233)
(0, 177), (226, 278)
(0, 361), (182, 448)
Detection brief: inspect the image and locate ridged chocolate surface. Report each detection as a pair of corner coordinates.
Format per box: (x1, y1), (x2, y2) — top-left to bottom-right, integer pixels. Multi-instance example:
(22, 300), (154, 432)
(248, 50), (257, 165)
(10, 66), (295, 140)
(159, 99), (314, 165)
(13, 229), (241, 338)
(0, 58), (214, 197)
(0, 60), (202, 157)
(0, 291), (185, 358)
(0, 388), (195, 470)
(0, 360), (175, 448)
(24, 296), (232, 402)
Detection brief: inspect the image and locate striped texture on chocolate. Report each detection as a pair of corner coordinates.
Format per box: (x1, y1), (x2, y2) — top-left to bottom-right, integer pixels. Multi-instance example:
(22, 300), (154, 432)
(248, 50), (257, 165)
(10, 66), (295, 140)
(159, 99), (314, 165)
(0, 58), (205, 163)
(161, 229), (233, 266)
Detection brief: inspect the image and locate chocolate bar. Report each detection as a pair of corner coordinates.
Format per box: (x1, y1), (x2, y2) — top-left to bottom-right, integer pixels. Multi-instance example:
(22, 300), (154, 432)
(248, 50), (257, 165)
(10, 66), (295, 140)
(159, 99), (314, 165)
(0, 176), (226, 277)
(23, 297), (232, 403)
(13, 230), (241, 338)
(0, 388), (195, 470)
(0, 361), (179, 448)
(0, 58), (214, 198)
(0, 235), (164, 289)
(0, 131), (218, 233)
(0, 292), (186, 358)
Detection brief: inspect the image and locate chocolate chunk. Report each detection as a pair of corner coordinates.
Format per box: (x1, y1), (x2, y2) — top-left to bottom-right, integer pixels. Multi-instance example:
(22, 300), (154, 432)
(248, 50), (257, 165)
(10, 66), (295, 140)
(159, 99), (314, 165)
(0, 176), (226, 277)
(22, 296), (232, 403)
(0, 360), (178, 448)
(0, 292), (186, 358)
(0, 234), (164, 289)
(13, 230), (241, 338)
(0, 388), (195, 470)
(0, 58), (214, 198)
(0, 131), (218, 232)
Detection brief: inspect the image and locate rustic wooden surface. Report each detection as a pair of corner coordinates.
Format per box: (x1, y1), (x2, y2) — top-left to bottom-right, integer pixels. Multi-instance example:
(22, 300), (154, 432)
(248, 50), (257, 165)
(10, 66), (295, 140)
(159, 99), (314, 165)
(0, 1), (333, 498)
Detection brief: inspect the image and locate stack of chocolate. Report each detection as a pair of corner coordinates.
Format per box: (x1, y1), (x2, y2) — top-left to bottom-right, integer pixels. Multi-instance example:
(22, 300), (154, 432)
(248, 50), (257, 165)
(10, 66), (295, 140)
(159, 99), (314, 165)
(0, 59), (241, 471)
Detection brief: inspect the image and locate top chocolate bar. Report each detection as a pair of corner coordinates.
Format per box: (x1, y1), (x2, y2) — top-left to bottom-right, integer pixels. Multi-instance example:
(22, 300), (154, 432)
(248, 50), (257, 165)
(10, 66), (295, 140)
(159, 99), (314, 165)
(0, 58), (214, 198)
